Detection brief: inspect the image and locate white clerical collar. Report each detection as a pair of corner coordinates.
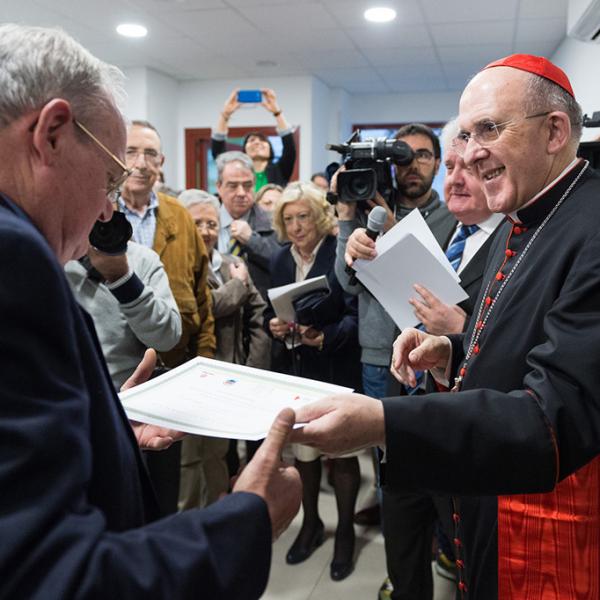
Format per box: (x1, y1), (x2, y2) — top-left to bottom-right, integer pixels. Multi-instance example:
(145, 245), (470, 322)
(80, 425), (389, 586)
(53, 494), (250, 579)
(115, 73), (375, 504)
(508, 157), (580, 221)
(476, 212), (504, 234)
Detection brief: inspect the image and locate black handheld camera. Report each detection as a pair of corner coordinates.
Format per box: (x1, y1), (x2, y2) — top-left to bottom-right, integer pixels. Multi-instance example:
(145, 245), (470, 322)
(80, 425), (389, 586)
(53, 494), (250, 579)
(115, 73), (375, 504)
(89, 211), (132, 255)
(326, 131), (414, 208)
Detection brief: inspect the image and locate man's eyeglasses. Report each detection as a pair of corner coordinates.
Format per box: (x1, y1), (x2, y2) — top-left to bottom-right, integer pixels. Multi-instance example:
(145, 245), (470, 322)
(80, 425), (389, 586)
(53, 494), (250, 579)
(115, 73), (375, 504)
(411, 149), (435, 164)
(452, 111), (551, 157)
(125, 148), (162, 166)
(74, 119), (131, 198)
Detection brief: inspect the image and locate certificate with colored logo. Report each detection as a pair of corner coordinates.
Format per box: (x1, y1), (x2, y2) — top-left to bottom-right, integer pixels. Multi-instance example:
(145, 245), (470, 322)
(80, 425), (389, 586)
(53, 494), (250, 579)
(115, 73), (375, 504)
(119, 357), (352, 440)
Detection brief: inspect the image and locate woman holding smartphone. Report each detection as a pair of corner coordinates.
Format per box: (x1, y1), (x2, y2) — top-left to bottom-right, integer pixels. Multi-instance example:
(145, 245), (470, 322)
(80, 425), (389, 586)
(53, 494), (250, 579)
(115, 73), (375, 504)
(211, 88), (297, 189)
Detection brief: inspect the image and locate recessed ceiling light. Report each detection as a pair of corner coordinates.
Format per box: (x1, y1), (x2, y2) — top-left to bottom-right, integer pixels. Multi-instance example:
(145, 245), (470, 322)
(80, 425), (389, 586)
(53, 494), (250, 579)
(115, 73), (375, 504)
(364, 7), (397, 23)
(116, 23), (148, 38)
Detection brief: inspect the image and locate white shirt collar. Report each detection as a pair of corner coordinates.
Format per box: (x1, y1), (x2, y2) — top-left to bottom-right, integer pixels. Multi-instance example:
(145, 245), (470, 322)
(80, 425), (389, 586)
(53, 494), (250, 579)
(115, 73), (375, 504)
(219, 204), (250, 227)
(211, 249), (223, 273)
(474, 212), (504, 234)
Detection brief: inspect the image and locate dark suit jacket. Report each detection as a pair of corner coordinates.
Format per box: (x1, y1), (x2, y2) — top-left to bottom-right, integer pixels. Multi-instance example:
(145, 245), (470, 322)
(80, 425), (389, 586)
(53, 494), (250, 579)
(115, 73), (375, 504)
(0, 195), (271, 599)
(265, 235), (361, 390)
(243, 204), (281, 299)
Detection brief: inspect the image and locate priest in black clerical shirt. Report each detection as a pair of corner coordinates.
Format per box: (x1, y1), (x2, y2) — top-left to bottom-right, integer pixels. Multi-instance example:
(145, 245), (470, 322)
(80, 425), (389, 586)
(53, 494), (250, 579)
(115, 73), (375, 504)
(289, 55), (600, 600)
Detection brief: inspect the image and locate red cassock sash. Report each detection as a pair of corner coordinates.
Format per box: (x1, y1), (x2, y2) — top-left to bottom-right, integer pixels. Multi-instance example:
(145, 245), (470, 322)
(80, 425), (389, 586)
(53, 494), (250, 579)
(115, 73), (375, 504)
(498, 456), (600, 599)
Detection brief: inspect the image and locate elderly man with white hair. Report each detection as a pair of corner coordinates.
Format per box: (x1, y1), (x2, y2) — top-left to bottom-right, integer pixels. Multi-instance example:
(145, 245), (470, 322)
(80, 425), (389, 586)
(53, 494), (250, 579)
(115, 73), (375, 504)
(0, 23), (300, 599)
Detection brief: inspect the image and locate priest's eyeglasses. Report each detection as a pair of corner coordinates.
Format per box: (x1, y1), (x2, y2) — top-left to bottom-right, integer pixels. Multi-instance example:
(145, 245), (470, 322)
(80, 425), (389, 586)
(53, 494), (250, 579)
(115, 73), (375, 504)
(452, 111), (550, 157)
(74, 119), (132, 198)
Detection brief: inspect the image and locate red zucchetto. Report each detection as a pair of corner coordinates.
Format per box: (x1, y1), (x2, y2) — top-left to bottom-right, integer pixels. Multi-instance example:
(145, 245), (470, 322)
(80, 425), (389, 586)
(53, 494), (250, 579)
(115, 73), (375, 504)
(483, 54), (575, 98)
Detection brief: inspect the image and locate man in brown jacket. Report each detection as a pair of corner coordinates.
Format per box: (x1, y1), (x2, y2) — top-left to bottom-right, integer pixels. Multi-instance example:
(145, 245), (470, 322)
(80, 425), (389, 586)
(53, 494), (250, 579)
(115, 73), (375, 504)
(120, 120), (216, 514)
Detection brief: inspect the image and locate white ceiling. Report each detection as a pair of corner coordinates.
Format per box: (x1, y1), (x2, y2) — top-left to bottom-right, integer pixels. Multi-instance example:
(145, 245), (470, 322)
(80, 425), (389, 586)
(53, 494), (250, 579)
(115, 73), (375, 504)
(4, 0), (569, 94)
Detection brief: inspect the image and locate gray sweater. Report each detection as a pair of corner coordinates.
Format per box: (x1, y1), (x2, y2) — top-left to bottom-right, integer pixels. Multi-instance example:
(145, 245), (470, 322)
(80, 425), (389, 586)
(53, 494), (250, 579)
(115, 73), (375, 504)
(65, 242), (182, 389)
(335, 193), (456, 366)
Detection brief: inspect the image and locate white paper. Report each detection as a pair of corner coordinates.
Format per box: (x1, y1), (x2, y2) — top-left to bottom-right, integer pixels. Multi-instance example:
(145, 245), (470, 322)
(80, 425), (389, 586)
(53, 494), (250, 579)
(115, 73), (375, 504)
(267, 275), (330, 323)
(355, 233), (468, 331)
(355, 209), (460, 282)
(119, 357), (352, 440)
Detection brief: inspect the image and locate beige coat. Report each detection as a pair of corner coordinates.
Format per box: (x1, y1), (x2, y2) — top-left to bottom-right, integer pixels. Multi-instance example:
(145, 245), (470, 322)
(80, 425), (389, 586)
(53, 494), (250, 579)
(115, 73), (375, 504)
(209, 253), (270, 368)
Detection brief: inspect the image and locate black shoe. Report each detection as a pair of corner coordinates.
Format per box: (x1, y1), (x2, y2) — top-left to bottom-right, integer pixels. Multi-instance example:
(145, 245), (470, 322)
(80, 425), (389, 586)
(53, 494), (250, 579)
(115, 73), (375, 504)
(286, 522), (325, 565)
(330, 559), (354, 581)
(353, 503), (380, 526)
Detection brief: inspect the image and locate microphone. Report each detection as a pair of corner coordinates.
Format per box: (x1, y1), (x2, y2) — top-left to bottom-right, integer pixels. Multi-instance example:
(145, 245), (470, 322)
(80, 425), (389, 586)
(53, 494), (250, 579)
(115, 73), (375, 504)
(345, 206), (388, 285)
(365, 206), (388, 240)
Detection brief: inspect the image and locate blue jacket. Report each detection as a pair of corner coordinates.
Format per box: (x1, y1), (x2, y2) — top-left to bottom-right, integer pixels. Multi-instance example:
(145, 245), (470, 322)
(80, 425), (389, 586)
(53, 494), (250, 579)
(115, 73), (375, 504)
(0, 195), (271, 599)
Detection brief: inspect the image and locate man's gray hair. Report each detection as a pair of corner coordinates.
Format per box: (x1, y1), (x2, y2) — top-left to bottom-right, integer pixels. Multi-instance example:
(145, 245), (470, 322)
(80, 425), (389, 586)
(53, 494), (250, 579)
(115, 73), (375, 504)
(525, 73), (583, 143)
(439, 117), (459, 154)
(178, 189), (221, 213)
(216, 151), (254, 183)
(0, 24), (126, 129)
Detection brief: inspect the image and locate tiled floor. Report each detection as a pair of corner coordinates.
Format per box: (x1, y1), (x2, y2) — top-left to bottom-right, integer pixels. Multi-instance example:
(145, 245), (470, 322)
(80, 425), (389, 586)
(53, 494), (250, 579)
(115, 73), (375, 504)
(262, 451), (456, 600)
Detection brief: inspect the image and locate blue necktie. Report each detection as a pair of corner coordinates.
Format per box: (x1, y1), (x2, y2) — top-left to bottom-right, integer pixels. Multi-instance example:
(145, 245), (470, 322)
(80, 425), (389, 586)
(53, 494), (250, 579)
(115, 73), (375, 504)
(445, 224), (479, 272)
(405, 223), (479, 394)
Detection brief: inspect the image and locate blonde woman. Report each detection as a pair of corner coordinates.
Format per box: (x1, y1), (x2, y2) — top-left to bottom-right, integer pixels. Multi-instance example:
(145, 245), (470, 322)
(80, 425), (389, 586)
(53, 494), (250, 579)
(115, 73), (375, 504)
(265, 182), (362, 581)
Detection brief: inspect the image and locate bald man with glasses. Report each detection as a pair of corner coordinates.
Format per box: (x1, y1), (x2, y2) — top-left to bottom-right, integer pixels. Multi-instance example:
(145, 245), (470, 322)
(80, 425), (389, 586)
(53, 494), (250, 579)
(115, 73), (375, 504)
(291, 54), (600, 599)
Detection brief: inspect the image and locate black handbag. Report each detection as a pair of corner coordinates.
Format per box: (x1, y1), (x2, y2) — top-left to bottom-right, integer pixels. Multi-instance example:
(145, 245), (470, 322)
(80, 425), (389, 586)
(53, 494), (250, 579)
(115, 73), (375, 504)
(292, 287), (337, 329)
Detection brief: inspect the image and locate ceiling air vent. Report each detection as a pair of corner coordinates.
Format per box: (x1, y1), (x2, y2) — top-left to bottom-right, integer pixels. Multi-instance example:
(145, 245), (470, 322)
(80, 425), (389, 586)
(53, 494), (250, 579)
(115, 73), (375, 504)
(568, 0), (600, 43)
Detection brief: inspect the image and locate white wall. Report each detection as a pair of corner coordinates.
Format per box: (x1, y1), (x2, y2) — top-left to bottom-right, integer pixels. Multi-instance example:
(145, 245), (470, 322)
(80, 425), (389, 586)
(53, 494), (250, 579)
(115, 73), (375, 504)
(122, 67), (180, 186)
(311, 78), (335, 174)
(552, 36), (600, 141)
(146, 69), (180, 186)
(121, 67), (147, 119)
(349, 91), (462, 126)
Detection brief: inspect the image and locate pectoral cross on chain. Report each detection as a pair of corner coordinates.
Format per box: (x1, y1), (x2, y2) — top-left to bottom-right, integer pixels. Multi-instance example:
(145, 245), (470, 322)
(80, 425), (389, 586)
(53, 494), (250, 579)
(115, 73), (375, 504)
(451, 375), (462, 393)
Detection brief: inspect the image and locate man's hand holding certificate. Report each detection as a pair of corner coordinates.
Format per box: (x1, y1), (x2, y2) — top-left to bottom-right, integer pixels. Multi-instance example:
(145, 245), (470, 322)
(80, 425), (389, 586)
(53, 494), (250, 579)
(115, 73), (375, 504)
(119, 357), (353, 440)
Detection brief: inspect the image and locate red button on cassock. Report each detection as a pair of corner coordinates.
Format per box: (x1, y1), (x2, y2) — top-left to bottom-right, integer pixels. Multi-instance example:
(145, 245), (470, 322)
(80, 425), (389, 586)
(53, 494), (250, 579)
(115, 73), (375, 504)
(505, 249), (515, 257)
(453, 512), (460, 523)
(473, 344), (480, 354)
(485, 296), (492, 306)
(513, 226), (522, 235)
(495, 272), (504, 281)
(454, 537), (462, 547)
(456, 559), (465, 569)
(458, 581), (468, 592)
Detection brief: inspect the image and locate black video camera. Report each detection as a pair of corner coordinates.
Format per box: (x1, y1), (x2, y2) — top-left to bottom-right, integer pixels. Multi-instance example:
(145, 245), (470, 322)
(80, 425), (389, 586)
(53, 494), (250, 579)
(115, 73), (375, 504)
(326, 131), (414, 209)
(89, 211), (132, 255)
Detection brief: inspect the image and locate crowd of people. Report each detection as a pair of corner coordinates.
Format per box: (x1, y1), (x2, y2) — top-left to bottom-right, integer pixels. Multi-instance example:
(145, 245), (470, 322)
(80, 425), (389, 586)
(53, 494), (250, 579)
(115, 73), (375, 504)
(2, 22), (600, 600)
